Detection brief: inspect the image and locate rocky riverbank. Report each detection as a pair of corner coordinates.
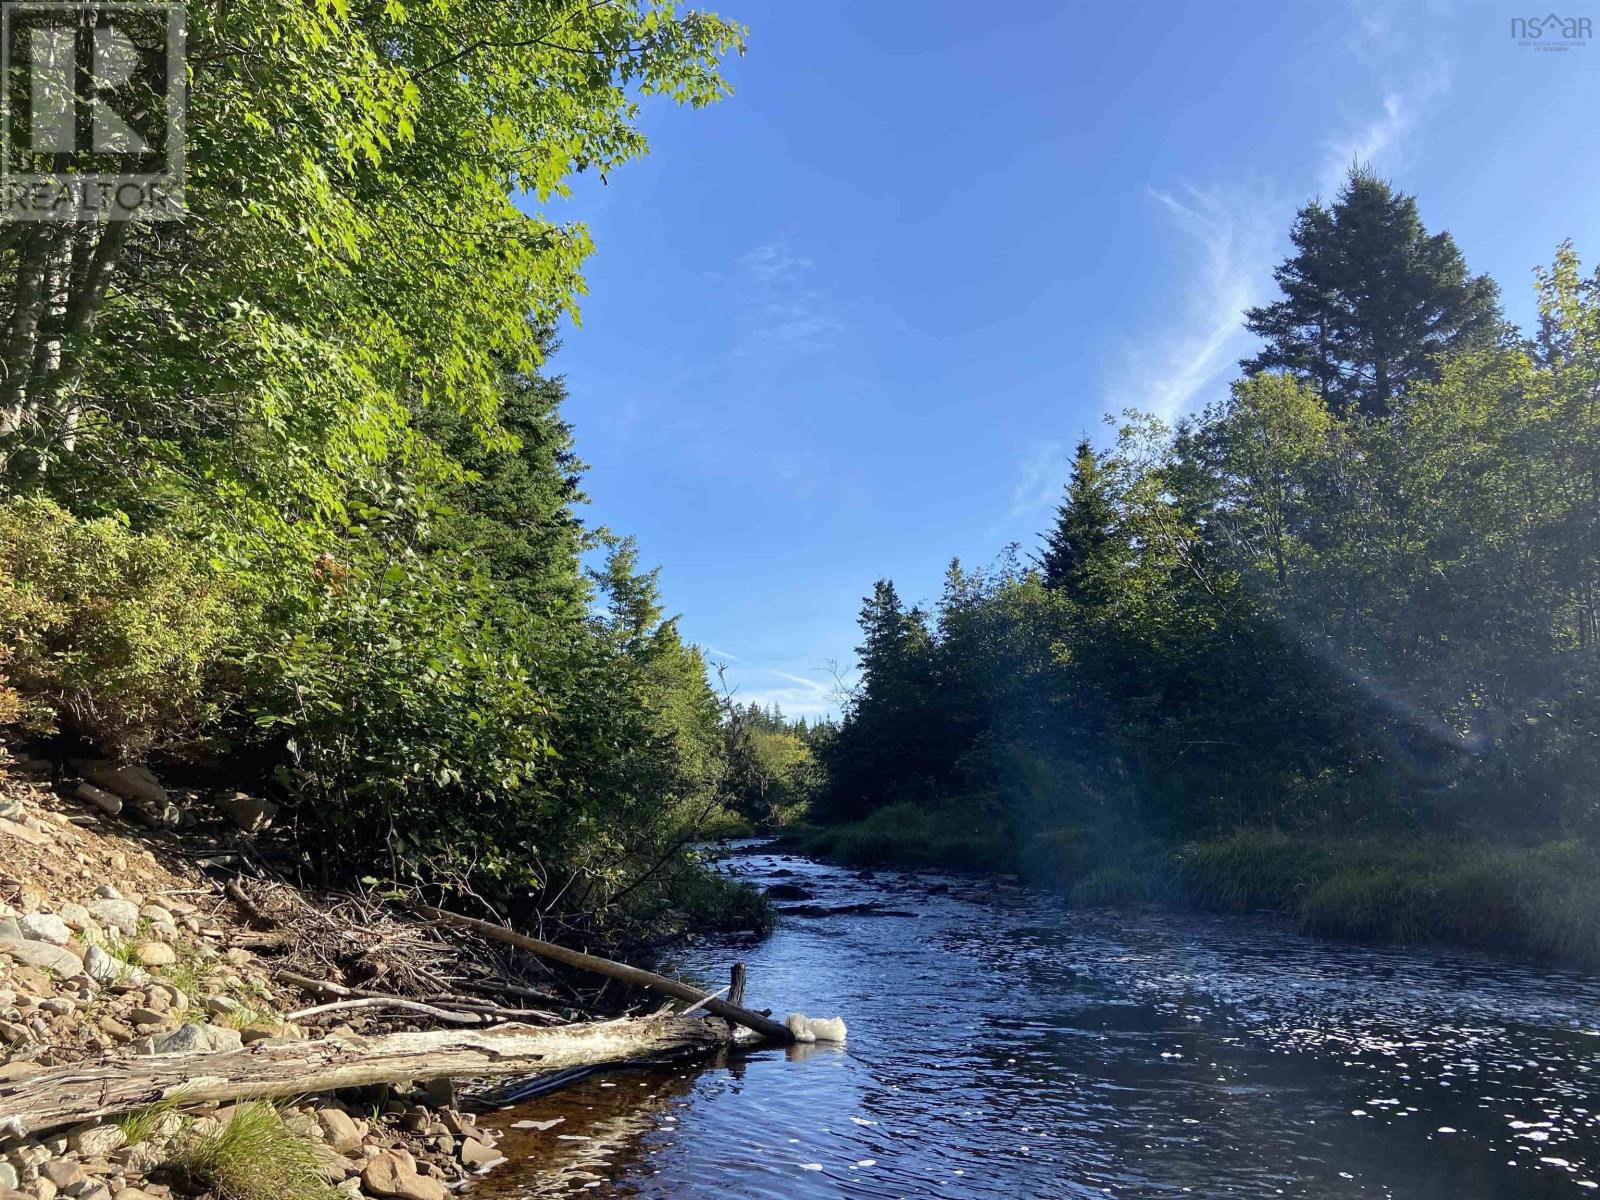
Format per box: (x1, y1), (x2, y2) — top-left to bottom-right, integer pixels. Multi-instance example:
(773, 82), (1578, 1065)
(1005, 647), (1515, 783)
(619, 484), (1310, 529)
(0, 753), (568, 1200)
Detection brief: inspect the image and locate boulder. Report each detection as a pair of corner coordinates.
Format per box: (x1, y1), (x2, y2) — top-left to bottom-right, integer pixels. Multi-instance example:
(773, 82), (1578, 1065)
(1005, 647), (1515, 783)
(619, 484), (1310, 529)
(86, 899), (140, 935)
(359, 1152), (447, 1200)
(147, 1022), (242, 1055)
(37, 1165), (81, 1191)
(316, 1109), (364, 1155)
(134, 943), (175, 967)
(764, 882), (815, 901)
(18, 914), (72, 947)
(65, 1124), (125, 1157)
(457, 1140), (503, 1172)
(214, 792), (278, 834)
(74, 761), (166, 807)
(73, 784), (122, 818)
(0, 938), (82, 975)
(82, 945), (146, 987)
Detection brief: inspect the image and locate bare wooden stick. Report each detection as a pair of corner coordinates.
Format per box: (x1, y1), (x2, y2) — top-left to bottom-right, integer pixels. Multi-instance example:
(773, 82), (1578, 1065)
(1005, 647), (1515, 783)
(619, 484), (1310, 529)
(0, 1017), (728, 1134)
(410, 903), (796, 1045)
(283, 997), (485, 1024)
(275, 970), (563, 1025)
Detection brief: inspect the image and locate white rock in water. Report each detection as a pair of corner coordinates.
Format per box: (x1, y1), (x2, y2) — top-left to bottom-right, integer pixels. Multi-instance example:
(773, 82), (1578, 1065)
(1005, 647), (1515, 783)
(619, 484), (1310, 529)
(785, 1013), (847, 1043)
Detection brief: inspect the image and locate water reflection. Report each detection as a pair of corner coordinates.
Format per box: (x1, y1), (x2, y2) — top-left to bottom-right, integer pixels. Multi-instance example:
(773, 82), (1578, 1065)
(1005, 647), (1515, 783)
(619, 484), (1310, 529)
(477, 846), (1600, 1199)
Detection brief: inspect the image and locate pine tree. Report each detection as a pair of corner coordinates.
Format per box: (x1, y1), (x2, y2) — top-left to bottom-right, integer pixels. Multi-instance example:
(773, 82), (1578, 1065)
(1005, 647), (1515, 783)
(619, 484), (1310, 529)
(1039, 438), (1118, 605)
(1243, 166), (1503, 417)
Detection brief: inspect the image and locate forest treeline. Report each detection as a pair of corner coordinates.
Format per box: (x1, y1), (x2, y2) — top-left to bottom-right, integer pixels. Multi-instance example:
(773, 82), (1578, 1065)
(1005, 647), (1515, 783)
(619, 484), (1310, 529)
(0, 1), (766, 939)
(805, 171), (1600, 964)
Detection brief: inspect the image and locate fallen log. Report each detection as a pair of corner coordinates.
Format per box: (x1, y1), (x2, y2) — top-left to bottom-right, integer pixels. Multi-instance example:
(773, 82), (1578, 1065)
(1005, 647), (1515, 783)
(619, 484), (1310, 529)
(410, 903), (797, 1045)
(0, 1016), (727, 1135)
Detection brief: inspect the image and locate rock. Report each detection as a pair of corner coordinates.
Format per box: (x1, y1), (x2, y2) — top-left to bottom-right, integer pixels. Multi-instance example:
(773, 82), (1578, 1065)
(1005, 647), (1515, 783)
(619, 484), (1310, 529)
(438, 1111), (474, 1139)
(86, 901), (139, 936)
(0, 1164), (15, 1190)
(0, 819), (50, 847)
(38, 998), (74, 1017)
(146, 1023), (242, 1055)
(359, 1153), (446, 1200)
(214, 792), (278, 834)
(55, 904), (93, 932)
(457, 1141), (502, 1172)
(764, 882), (814, 900)
(72, 785), (122, 818)
(92, 885), (120, 901)
(37, 1166), (81, 1191)
(203, 994), (240, 1015)
(66, 1125), (125, 1157)
(82, 946), (145, 987)
(74, 762), (166, 807)
(0, 939), (82, 975)
(317, 1109), (364, 1155)
(148, 982), (187, 1011)
(18, 915), (72, 947)
(97, 1016), (133, 1042)
(133, 944), (174, 968)
(127, 1007), (168, 1026)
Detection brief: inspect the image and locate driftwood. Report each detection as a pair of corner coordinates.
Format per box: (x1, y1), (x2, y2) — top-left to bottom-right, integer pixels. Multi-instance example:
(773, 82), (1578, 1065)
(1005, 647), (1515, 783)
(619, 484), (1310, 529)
(0, 1017), (728, 1134)
(276, 969), (563, 1025)
(411, 904), (797, 1045)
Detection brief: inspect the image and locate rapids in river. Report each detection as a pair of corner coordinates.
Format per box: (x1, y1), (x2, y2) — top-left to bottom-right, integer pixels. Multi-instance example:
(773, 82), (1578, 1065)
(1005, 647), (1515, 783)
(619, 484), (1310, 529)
(478, 843), (1600, 1198)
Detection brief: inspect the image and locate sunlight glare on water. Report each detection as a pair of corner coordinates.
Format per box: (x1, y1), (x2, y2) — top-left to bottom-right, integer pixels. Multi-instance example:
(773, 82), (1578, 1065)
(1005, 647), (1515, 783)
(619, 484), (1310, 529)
(477, 844), (1600, 1199)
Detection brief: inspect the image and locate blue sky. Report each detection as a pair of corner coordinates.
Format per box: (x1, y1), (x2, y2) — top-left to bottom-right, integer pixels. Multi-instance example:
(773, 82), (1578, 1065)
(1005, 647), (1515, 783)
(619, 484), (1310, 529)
(538, 0), (1600, 718)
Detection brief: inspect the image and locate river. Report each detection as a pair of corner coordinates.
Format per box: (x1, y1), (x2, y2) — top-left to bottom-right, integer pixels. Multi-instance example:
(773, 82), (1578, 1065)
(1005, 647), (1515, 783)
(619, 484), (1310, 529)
(479, 842), (1600, 1198)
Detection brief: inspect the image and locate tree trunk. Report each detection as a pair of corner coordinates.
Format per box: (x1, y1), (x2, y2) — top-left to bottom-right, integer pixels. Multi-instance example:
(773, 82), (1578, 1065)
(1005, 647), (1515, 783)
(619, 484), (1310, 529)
(0, 1016), (728, 1135)
(411, 903), (797, 1045)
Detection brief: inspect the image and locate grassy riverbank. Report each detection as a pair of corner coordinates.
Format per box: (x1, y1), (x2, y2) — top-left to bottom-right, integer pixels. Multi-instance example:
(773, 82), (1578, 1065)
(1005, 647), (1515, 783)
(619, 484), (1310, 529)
(783, 804), (1600, 968)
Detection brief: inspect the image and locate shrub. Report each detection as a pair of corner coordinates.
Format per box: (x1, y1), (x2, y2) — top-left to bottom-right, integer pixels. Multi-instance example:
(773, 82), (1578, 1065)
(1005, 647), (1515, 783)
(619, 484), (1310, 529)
(0, 498), (235, 757)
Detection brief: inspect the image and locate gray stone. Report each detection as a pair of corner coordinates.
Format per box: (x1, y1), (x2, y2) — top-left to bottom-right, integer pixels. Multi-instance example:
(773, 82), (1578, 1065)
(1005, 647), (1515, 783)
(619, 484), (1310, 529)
(0, 1164), (16, 1191)
(65, 1125), (124, 1157)
(85, 900), (139, 935)
(55, 904), (92, 931)
(0, 939), (81, 975)
(73, 762), (166, 807)
(82, 945), (145, 987)
(18, 915), (72, 947)
(146, 1023), (243, 1055)
(72, 784), (121, 818)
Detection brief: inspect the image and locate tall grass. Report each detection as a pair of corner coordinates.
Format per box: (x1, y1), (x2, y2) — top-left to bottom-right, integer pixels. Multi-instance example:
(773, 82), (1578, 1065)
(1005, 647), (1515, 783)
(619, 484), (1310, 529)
(784, 800), (1020, 874)
(166, 1103), (340, 1200)
(1179, 829), (1600, 966)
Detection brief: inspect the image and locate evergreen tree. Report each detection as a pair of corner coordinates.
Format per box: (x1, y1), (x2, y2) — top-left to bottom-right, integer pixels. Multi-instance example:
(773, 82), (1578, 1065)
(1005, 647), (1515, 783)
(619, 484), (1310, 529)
(1039, 438), (1118, 604)
(1243, 166), (1502, 417)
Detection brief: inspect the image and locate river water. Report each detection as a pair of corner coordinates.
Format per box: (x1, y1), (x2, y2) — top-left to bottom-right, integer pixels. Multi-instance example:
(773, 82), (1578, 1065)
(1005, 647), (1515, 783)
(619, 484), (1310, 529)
(480, 843), (1600, 1198)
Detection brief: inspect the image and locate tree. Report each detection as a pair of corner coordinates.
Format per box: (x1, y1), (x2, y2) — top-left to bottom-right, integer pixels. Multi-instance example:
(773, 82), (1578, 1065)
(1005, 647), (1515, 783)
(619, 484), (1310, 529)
(1243, 166), (1502, 417)
(1038, 438), (1118, 604)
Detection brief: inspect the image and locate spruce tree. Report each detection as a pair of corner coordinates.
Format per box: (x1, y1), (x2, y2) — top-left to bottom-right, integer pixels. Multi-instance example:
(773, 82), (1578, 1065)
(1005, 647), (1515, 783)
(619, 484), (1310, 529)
(1040, 438), (1118, 605)
(1243, 166), (1502, 417)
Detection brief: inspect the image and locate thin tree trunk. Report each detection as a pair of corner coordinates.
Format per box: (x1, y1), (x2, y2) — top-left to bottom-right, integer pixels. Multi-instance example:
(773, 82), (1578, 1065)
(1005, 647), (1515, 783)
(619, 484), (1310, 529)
(411, 903), (797, 1045)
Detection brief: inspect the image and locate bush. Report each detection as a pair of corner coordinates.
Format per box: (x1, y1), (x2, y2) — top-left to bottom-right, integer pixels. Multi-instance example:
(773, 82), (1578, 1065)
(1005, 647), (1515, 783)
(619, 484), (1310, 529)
(0, 498), (235, 757)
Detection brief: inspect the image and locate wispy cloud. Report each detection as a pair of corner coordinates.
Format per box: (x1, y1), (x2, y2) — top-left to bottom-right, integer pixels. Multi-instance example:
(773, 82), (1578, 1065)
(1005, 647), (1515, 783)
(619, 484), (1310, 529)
(1319, 66), (1451, 192)
(1105, 184), (1280, 422)
(730, 237), (843, 360)
(1010, 438), (1066, 518)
